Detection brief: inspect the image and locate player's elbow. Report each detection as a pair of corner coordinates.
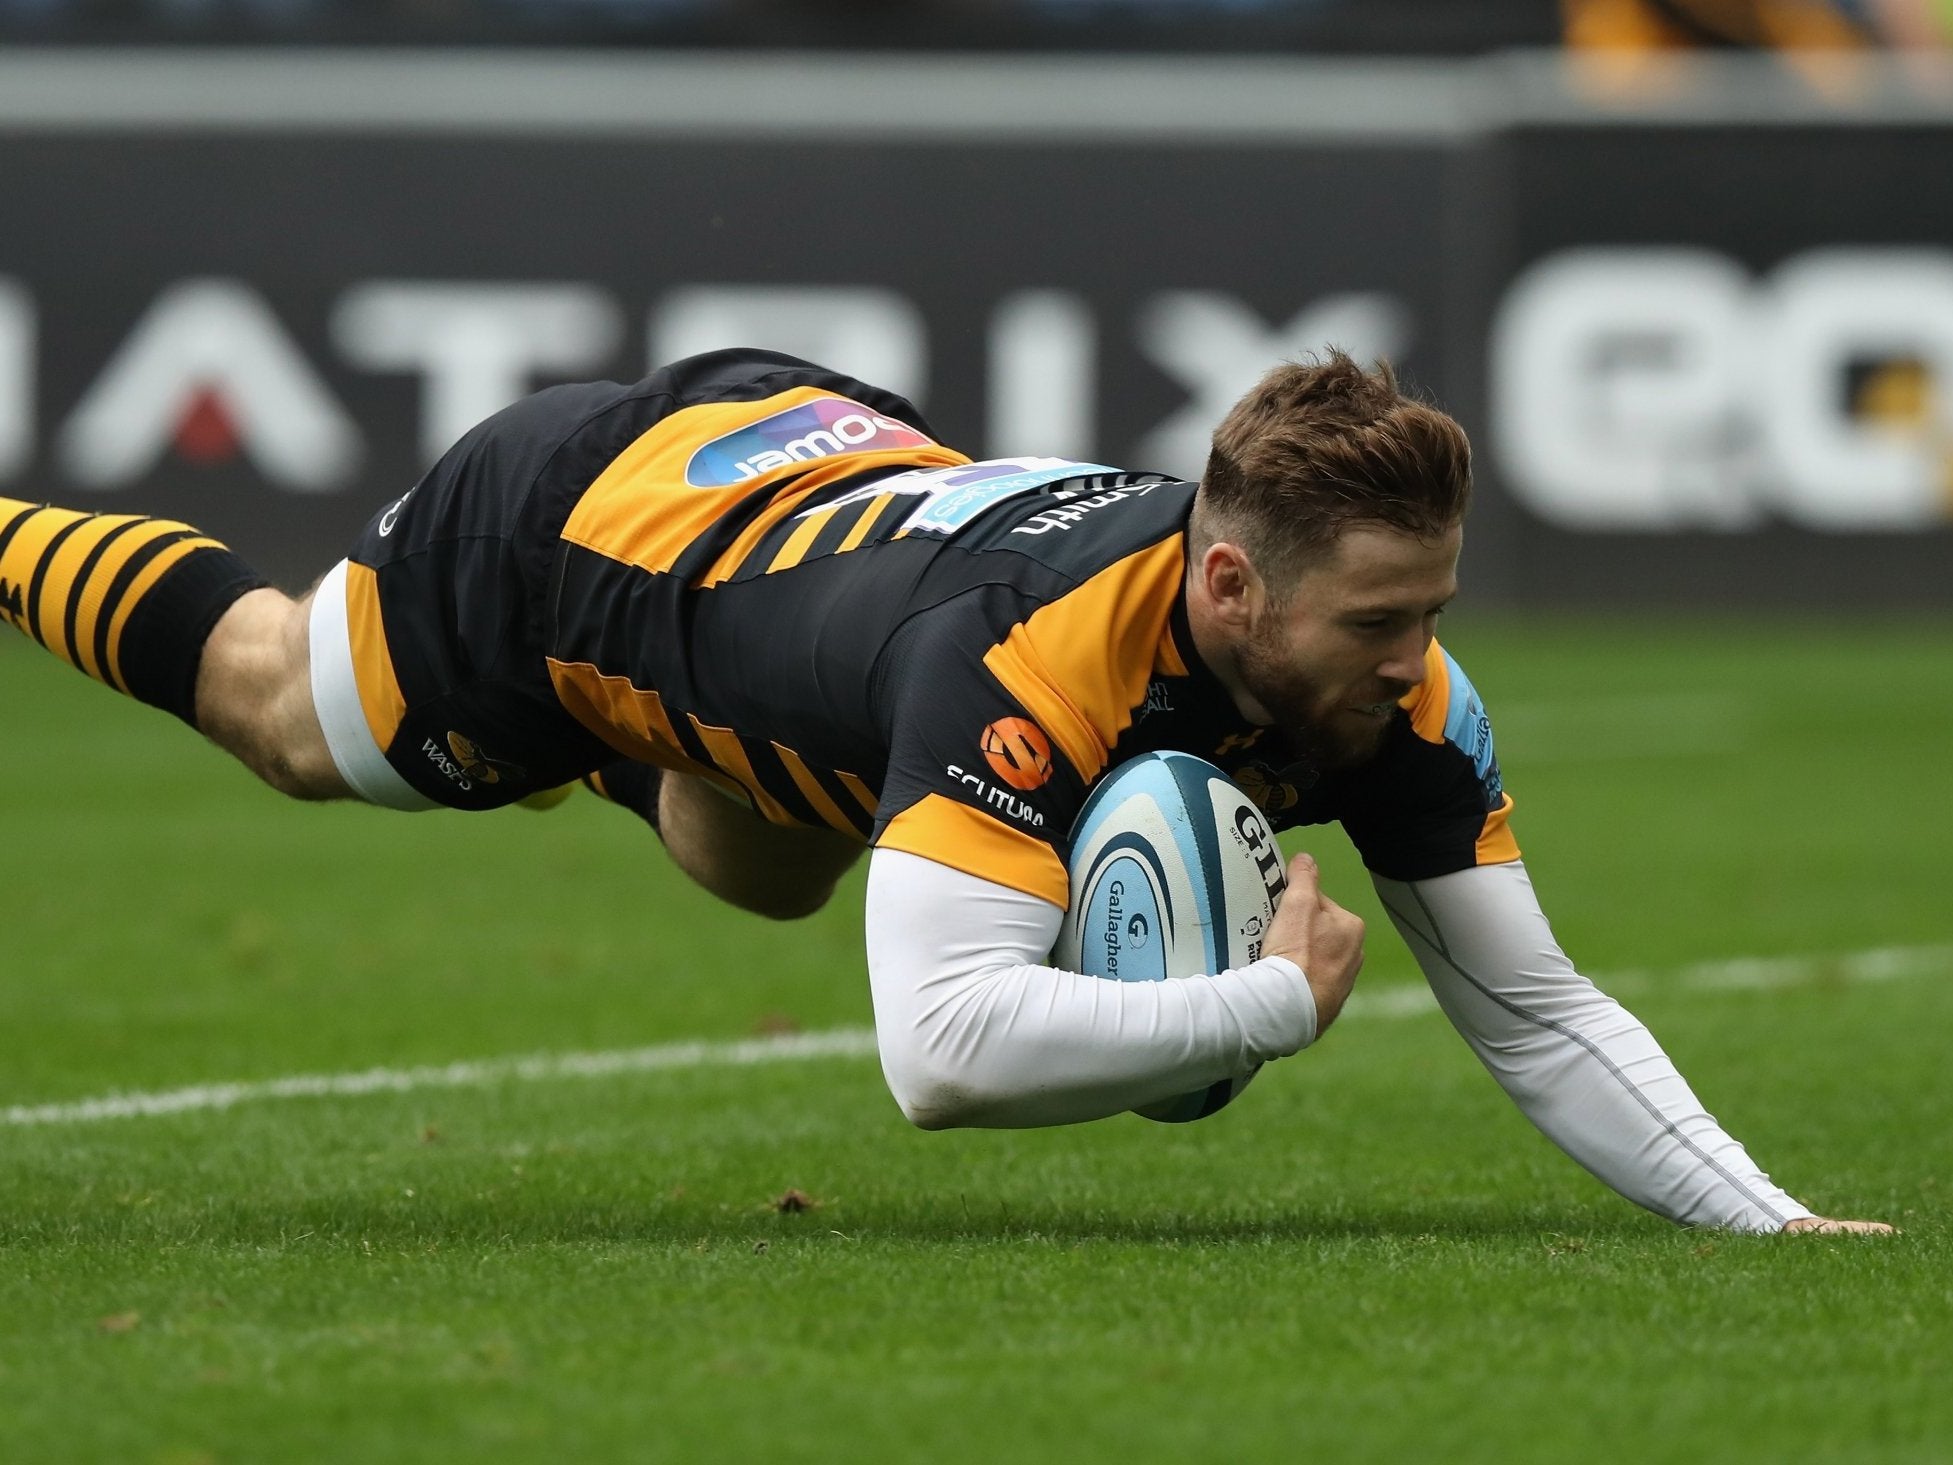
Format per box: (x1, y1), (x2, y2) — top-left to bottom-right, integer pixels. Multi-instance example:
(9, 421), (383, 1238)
(879, 1043), (991, 1130)
(886, 1067), (983, 1130)
(896, 1093), (971, 1131)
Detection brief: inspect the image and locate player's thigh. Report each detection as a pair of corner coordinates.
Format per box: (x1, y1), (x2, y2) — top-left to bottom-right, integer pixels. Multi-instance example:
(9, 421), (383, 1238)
(195, 584), (348, 800)
(308, 548), (612, 812)
(309, 427), (620, 811)
(658, 770), (864, 920)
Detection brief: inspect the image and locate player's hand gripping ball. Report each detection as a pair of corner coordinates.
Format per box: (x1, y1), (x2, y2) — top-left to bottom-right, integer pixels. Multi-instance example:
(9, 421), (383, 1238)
(1052, 752), (1288, 1122)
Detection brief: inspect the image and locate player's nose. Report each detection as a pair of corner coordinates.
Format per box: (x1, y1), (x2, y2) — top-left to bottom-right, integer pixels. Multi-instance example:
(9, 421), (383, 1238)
(1377, 631), (1428, 688)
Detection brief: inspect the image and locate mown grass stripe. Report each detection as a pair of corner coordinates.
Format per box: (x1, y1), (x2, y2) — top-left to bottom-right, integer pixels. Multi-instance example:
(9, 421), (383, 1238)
(6, 943), (1946, 1128)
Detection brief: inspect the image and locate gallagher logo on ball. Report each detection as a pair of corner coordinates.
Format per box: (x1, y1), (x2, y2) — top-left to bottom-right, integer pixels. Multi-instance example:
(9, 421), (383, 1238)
(684, 396), (935, 487)
(980, 717), (1055, 791)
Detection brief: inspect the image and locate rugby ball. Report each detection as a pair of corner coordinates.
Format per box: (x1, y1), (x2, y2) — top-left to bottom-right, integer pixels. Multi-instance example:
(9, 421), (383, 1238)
(1052, 752), (1288, 1123)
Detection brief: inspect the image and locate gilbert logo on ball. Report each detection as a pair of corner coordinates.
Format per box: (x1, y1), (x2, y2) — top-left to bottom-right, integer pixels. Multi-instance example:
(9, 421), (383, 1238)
(980, 717), (1055, 791)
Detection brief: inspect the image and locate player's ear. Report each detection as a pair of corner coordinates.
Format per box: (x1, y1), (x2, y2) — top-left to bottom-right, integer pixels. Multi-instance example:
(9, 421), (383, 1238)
(1197, 541), (1264, 630)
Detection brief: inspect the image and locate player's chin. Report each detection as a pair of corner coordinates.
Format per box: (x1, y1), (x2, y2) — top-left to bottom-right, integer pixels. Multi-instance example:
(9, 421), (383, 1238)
(1320, 707), (1393, 767)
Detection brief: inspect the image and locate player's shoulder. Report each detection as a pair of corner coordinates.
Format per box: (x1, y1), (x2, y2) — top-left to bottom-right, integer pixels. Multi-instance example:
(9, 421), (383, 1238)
(1391, 638), (1505, 818)
(895, 468), (1194, 646)
(932, 465), (1195, 579)
(1330, 638), (1518, 877)
(1400, 640), (1493, 748)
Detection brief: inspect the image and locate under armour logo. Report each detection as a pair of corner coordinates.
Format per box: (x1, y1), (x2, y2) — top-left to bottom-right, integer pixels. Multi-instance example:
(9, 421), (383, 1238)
(1215, 729), (1265, 756)
(0, 577), (23, 627)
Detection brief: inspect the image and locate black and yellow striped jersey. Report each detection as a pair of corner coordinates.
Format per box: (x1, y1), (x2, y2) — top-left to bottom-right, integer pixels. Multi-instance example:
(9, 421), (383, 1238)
(529, 351), (1515, 907)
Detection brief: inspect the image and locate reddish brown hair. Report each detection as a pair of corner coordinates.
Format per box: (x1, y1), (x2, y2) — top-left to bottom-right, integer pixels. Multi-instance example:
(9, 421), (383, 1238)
(1193, 351), (1472, 594)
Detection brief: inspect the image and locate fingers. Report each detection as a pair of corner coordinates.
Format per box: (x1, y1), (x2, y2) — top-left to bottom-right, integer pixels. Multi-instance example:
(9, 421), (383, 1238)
(1782, 1217), (1898, 1236)
(1258, 850), (1366, 1038)
(1285, 850), (1320, 906)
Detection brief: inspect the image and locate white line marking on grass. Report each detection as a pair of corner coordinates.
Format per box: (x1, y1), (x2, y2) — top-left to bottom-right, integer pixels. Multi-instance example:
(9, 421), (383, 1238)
(1610, 942), (1953, 994)
(1340, 942), (1953, 1020)
(7, 944), (1947, 1128)
(2, 1027), (881, 1128)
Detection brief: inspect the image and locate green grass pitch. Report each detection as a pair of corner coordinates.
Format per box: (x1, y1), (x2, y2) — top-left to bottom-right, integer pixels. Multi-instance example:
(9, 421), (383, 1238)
(3, 613), (1951, 1464)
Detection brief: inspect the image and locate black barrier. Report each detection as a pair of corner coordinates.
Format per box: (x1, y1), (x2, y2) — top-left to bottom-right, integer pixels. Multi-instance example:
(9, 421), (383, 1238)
(1465, 120), (1953, 605)
(1, 53), (1949, 603)
(0, 131), (1449, 587)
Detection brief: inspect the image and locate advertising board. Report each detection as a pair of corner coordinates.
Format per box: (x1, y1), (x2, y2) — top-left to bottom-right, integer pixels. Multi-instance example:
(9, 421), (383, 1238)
(2, 53), (1948, 602)
(1473, 120), (1953, 604)
(0, 120), (1446, 585)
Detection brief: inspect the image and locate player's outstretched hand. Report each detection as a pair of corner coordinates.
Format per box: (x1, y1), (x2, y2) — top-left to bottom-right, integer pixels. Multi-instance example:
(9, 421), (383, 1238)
(1782, 1216), (1897, 1235)
(1264, 851), (1365, 1037)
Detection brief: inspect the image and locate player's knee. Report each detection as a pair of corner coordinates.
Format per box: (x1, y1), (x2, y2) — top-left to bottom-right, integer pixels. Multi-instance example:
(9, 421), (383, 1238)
(244, 740), (346, 802)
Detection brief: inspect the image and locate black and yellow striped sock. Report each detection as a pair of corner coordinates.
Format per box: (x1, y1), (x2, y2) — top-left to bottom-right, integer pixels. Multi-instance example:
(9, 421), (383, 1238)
(0, 497), (268, 729)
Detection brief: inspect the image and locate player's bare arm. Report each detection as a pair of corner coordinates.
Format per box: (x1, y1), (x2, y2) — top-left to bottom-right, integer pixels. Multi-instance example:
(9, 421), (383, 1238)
(658, 768), (864, 921)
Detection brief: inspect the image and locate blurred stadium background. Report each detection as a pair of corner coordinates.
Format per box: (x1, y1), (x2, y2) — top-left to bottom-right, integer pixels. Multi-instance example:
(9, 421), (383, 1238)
(1, 0), (1950, 601)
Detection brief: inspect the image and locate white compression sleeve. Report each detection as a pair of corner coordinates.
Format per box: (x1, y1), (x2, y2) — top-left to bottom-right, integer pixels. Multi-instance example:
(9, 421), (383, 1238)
(864, 848), (1316, 1129)
(1374, 860), (1814, 1233)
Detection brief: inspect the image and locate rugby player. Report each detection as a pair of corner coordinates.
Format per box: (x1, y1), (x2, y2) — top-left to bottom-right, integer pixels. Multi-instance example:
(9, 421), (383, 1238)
(0, 348), (1888, 1235)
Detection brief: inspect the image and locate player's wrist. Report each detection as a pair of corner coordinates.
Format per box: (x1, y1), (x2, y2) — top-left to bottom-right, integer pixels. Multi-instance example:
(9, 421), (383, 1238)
(1244, 954), (1317, 1054)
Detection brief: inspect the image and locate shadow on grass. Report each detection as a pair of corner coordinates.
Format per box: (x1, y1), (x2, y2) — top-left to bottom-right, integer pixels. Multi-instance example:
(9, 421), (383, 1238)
(0, 1190), (1667, 1251)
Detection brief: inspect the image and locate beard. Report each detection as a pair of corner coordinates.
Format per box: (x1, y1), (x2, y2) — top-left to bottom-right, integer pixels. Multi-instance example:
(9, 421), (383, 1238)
(1237, 619), (1406, 772)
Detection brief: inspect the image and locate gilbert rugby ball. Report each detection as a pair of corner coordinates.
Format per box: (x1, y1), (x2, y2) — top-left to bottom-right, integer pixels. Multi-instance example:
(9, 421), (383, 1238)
(1052, 751), (1288, 1123)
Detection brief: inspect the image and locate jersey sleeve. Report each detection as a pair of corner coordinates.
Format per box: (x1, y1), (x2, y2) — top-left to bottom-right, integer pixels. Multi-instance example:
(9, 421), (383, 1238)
(869, 590), (1093, 908)
(1375, 861), (1811, 1230)
(1333, 640), (1520, 882)
(869, 535), (1218, 907)
(865, 848), (1316, 1128)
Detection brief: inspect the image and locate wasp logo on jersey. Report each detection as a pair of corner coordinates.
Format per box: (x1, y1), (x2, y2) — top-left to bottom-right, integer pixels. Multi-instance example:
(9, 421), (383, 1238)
(980, 717), (1055, 792)
(684, 397), (935, 487)
(1235, 761), (1305, 817)
(441, 731), (526, 787)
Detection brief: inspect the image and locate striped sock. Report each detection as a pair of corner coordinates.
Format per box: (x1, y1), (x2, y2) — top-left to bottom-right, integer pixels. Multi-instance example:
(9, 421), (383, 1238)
(0, 497), (267, 729)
